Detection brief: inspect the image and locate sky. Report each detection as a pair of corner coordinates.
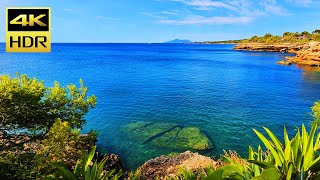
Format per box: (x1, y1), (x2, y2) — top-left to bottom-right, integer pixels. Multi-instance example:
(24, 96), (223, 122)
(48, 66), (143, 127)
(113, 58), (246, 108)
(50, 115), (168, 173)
(0, 0), (320, 43)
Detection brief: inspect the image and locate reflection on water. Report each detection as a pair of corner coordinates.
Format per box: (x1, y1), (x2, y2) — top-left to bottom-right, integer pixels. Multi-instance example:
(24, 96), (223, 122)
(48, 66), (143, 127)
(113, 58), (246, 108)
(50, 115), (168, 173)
(296, 64), (320, 84)
(296, 64), (320, 72)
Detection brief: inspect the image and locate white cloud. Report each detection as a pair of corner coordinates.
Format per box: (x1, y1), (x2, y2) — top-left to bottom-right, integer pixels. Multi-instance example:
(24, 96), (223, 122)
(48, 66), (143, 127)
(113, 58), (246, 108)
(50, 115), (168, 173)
(152, 0), (301, 26)
(285, 0), (314, 6)
(260, 0), (291, 16)
(161, 11), (180, 15)
(171, 0), (238, 11)
(159, 15), (252, 25)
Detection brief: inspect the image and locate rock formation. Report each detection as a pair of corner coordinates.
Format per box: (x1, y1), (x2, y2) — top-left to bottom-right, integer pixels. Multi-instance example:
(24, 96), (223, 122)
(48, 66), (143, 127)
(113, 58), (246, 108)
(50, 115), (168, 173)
(137, 151), (217, 179)
(233, 43), (305, 53)
(233, 42), (320, 66)
(284, 42), (320, 66)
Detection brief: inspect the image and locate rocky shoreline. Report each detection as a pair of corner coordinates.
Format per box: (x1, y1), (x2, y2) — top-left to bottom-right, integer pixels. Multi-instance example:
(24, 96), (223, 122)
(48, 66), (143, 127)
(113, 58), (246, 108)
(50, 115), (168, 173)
(137, 151), (217, 179)
(233, 42), (320, 66)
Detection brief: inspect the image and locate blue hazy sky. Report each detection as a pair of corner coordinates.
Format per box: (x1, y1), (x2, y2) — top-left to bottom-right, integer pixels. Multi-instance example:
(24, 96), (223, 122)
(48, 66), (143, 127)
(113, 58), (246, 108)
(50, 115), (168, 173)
(1, 0), (320, 43)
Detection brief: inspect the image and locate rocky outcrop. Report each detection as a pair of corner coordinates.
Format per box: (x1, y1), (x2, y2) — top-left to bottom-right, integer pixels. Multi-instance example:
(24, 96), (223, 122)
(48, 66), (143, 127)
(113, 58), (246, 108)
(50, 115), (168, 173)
(137, 151), (217, 179)
(100, 153), (122, 171)
(284, 42), (320, 66)
(234, 42), (320, 66)
(233, 43), (306, 53)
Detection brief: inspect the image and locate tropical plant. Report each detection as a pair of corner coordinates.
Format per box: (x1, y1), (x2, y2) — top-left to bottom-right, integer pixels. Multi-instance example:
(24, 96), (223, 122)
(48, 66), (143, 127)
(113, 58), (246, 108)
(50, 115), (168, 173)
(250, 119), (320, 179)
(53, 146), (122, 180)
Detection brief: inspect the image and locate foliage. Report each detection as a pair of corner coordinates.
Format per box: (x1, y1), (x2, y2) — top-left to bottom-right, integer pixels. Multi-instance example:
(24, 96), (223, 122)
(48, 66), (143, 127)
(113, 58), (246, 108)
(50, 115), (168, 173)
(0, 74), (96, 134)
(204, 29), (320, 44)
(52, 146), (122, 180)
(251, 119), (320, 179)
(127, 169), (142, 180)
(0, 151), (38, 180)
(312, 29), (320, 34)
(36, 119), (83, 174)
(0, 74), (97, 179)
(312, 101), (320, 120)
(239, 30), (320, 44)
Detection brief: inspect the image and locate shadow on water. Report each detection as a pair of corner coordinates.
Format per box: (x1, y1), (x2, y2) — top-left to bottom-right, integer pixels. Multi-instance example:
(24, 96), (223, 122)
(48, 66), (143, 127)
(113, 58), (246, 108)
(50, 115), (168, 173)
(142, 125), (181, 144)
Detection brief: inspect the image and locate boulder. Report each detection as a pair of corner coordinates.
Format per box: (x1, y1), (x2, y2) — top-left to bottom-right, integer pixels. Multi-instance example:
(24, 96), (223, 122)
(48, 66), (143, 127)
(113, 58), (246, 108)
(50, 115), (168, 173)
(138, 151), (217, 179)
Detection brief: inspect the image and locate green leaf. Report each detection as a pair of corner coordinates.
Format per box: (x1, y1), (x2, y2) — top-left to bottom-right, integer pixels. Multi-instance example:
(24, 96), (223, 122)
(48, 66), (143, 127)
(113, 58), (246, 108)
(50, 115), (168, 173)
(84, 146), (96, 173)
(286, 163), (293, 180)
(284, 126), (290, 147)
(248, 146), (254, 160)
(253, 129), (282, 167)
(248, 160), (276, 169)
(204, 169), (223, 180)
(263, 127), (284, 156)
(251, 168), (281, 180)
(51, 163), (77, 180)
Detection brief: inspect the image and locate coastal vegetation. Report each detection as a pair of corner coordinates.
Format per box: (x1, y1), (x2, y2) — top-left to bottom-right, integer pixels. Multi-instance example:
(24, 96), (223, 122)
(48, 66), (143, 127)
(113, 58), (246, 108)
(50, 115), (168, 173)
(1, 74), (320, 179)
(203, 29), (320, 44)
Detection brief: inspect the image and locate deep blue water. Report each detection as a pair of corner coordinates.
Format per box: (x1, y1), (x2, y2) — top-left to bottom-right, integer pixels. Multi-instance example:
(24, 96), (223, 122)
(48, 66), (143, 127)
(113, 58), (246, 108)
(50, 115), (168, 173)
(1, 43), (320, 169)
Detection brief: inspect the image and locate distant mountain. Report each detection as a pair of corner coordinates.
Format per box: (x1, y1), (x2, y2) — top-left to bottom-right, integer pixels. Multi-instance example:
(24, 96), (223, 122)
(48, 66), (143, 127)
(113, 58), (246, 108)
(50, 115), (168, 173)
(164, 39), (192, 43)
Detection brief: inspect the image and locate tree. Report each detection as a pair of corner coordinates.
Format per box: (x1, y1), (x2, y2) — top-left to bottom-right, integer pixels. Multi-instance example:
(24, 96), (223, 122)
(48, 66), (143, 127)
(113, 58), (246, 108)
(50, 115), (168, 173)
(0, 74), (96, 146)
(312, 29), (320, 34)
(293, 32), (300, 37)
(301, 31), (310, 36)
(0, 74), (97, 179)
(264, 33), (273, 38)
(283, 32), (292, 36)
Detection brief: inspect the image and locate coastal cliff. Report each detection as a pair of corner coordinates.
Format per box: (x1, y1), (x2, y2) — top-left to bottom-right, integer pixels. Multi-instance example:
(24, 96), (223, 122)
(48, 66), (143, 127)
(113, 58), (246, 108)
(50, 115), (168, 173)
(285, 42), (320, 66)
(233, 43), (306, 53)
(233, 42), (320, 66)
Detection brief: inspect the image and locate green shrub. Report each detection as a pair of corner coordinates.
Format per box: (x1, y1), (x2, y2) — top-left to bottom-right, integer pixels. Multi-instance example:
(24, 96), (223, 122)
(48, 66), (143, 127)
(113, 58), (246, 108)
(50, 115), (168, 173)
(52, 146), (122, 180)
(0, 74), (96, 135)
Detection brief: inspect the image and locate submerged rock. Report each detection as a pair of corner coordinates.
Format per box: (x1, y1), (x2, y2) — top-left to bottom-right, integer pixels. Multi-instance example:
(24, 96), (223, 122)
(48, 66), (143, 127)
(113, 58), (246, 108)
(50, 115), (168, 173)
(138, 151), (217, 179)
(123, 122), (212, 151)
(151, 126), (212, 150)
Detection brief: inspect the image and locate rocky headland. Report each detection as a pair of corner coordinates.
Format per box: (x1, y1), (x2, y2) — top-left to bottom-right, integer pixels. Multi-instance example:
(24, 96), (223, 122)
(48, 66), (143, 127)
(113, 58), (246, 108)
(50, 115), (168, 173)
(233, 42), (320, 66)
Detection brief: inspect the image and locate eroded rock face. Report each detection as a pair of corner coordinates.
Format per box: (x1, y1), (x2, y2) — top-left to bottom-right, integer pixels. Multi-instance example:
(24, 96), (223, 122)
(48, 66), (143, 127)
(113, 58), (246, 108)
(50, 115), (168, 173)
(138, 151), (217, 179)
(233, 42), (320, 66)
(123, 122), (212, 151)
(287, 42), (320, 66)
(233, 43), (306, 53)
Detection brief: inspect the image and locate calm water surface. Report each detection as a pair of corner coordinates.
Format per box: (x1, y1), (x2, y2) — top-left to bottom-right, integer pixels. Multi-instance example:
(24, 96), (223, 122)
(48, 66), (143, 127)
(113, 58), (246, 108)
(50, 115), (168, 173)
(1, 43), (320, 169)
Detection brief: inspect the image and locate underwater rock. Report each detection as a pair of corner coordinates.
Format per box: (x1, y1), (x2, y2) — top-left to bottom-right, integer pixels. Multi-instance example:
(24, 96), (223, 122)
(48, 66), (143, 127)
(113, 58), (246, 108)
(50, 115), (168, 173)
(123, 122), (212, 151)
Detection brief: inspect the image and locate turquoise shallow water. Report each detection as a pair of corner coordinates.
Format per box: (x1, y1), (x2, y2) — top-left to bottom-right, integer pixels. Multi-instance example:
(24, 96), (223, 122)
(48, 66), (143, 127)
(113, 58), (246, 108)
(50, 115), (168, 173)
(1, 43), (320, 169)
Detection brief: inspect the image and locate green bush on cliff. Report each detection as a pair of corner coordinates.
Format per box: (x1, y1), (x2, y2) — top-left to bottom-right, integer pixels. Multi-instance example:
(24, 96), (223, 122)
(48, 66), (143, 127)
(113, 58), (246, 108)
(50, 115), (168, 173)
(239, 29), (320, 44)
(0, 74), (97, 179)
(0, 74), (96, 135)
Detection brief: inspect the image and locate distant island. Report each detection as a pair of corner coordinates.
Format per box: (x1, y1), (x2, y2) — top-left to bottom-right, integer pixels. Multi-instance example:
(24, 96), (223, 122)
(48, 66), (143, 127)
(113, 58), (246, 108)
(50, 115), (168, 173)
(164, 39), (192, 43)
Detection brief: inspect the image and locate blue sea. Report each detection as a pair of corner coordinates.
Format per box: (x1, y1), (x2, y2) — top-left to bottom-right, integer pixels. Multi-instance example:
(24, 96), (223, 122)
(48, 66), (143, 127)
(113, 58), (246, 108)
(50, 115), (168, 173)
(1, 43), (320, 169)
